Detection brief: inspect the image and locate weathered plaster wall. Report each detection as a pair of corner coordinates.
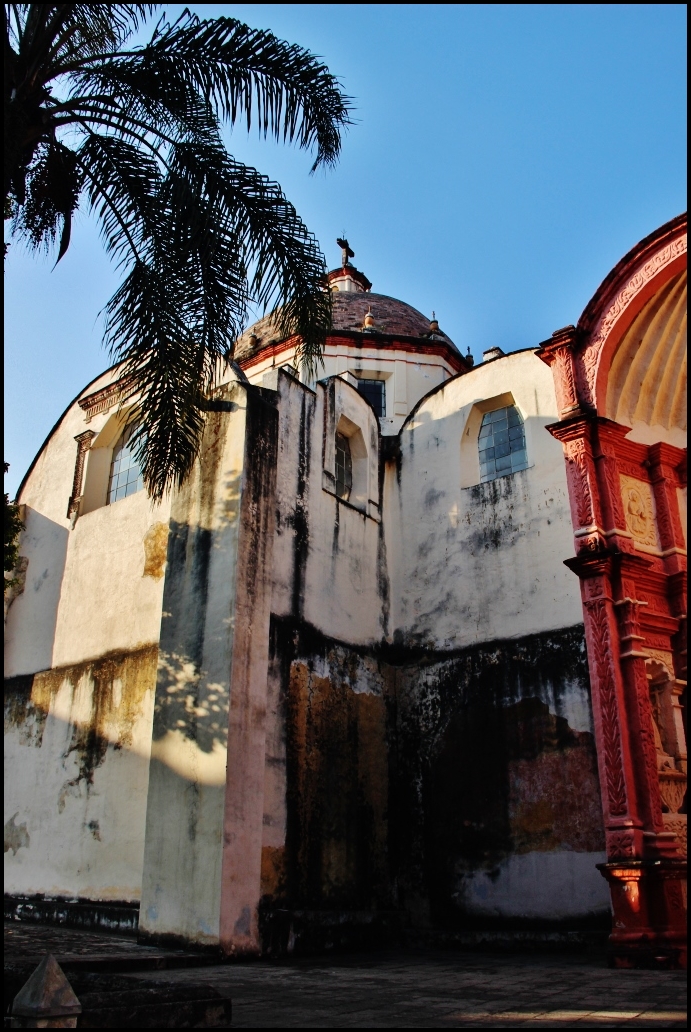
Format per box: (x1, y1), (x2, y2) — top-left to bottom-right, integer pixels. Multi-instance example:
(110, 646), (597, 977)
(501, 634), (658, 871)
(265, 369), (386, 645)
(5, 367), (170, 677)
(4, 645), (157, 902)
(140, 383), (279, 952)
(4, 368), (169, 906)
(256, 356), (605, 933)
(260, 620), (608, 930)
(390, 351), (582, 647)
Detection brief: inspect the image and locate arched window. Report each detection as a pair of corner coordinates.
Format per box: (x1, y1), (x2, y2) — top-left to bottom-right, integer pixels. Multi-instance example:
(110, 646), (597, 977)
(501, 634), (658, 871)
(107, 423), (144, 503)
(335, 432), (353, 501)
(478, 405), (528, 482)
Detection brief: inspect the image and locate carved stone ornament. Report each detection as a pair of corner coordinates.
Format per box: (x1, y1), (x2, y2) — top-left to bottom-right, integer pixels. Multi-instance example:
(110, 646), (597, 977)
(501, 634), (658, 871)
(606, 829), (637, 859)
(659, 772), (687, 815)
(579, 234), (687, 410)
(584, 598), (629, 817)
(620, 475), (660, 551)
(645, 649), (675, 674)
(663, 815), (687, 858)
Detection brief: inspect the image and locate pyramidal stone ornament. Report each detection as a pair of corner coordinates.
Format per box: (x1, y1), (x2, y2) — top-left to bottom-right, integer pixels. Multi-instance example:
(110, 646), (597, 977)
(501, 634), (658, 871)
(11, 954), (82, 1028)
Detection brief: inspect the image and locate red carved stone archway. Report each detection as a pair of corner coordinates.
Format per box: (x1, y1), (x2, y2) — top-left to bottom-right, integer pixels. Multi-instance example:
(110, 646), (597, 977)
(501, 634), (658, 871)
(537, 214), (687, 969)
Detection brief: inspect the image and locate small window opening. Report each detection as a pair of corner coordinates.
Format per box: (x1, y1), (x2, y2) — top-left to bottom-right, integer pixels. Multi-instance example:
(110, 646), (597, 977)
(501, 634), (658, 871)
(478, 405), (528, 482)
(107, 423), (144, 503)
(335, 432), (353, 501)
(357, 379), (386, 417)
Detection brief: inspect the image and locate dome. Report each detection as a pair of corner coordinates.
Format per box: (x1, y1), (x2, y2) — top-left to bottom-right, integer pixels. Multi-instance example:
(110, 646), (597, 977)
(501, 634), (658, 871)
(234, 290), (458, 363)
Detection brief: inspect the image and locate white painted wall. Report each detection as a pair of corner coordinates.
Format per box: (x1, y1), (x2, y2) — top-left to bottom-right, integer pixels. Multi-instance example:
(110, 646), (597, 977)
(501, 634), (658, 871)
(5, 367), (169, 677)
(4, 650), (156, 902)
(240, 340), (456, 434)
(266, 369), (386, 646)
(458, 851), (610, 919)
(390, 350), (583, 648)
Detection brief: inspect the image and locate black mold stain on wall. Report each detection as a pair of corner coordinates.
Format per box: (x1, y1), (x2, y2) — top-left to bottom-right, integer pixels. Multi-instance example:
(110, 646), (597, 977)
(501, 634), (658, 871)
(270, 618), (605, 929)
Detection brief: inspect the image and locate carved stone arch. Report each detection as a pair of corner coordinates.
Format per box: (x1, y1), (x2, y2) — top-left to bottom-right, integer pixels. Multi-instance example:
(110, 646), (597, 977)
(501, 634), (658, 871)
(577, 215), (687, 418)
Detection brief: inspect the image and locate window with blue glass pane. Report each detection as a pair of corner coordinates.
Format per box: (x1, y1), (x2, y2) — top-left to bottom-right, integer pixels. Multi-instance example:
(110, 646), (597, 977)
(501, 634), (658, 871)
(357, 379), (386, 417)
(107, 423), (144, 503)
(478, 406), (528, 482)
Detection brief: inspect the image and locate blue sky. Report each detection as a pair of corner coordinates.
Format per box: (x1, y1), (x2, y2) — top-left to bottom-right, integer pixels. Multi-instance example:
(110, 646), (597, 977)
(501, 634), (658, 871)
(4, 3), (687, 496)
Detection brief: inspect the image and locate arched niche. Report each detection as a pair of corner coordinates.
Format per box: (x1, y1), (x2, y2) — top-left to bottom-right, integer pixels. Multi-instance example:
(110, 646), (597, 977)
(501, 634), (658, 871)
(336, 413), (369, 511)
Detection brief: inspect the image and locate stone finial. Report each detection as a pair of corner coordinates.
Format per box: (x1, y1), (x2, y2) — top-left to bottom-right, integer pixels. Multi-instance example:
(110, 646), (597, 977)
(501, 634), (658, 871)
(465, 346), (475, 368)
(364, 308), (375, 329)
(11, 954), (82, 1028)
(429, 312), (439, 334)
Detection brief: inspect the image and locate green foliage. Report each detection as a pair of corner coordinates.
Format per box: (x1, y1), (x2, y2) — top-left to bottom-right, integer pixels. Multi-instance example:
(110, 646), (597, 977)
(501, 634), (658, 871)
(5, 5), (352, 498)
(4, 464), (24, 576)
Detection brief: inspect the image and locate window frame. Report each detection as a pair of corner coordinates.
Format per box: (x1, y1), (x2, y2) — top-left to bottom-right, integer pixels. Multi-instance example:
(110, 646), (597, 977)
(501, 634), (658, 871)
(335, 431), (354, 501)
(107, 422), (145, 504)
(356, 378), (386, 418)
(477, 405), (529, 483)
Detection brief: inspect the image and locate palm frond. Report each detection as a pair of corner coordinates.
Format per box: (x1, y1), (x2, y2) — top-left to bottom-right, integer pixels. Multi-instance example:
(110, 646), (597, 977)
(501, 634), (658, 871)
(6, 3), (350, 497)
(65, 12), (353, 169)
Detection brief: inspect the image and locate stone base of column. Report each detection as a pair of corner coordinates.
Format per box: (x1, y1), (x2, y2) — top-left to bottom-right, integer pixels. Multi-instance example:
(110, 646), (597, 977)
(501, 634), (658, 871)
(597, 860), (687, 969)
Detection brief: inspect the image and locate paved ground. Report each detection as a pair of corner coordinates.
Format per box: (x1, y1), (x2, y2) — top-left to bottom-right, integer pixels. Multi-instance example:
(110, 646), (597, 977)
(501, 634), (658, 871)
(5, 923), (687, 1028)
(126, 951), (687, 1028)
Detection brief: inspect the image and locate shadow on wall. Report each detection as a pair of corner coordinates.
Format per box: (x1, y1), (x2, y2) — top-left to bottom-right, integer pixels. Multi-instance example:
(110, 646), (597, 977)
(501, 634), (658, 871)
(4, 645), (159, 901)
(269, 617), (610, 929)
(5, 508), (70, 674)
(149, 466), (242, 758)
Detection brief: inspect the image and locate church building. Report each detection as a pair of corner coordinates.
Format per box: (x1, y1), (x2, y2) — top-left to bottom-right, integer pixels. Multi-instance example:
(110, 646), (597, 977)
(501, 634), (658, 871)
(4, 214), (687, 967)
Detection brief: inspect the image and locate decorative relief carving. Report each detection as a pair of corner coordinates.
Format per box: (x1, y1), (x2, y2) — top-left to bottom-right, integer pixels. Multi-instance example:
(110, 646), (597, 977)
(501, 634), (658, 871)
(645, 648), (675, 673)
(645, 634), (673, 651)
(565, 439), (595, 529)
(663, 815), (687, 858)
(78, 378), (132, 422)
(659, 773), (686, 815)
(620, 475), (660, 550)
(601, 456), (627, 531)
(617, 460), (648, 480)
(585, 599), (628, 816)
(607, 829), (637, 859)
(67, 431), (96, 519)
(586, 577), (608, 600)
(579, 235), (687, 409)
(632, 662), (665, 831)
(552, 346), (579, 414)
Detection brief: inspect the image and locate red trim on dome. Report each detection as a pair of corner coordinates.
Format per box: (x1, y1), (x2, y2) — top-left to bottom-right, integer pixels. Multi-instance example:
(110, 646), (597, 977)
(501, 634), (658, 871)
(237, 332), (469, 374)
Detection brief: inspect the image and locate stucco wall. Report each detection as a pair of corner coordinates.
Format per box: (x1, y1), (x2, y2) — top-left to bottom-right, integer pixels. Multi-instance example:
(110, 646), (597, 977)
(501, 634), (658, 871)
(259, 619), (608, 932)
(4, 369), (169, 905)
(265, 369), (386, 645)
(5, 367), (170, 678)
(390, 350), (582, 647)
(140, 383), (279, 952)
(4, 645), (157, 902)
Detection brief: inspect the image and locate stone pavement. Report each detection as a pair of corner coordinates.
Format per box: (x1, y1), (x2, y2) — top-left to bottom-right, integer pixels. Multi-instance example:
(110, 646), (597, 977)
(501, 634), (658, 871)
(127, 949), (686, 1028)
(5, 924), (687, 1028)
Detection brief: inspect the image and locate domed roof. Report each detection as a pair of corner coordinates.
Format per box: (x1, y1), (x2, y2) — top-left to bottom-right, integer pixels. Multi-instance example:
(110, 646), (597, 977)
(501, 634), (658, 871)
(234, 291), (457, 362)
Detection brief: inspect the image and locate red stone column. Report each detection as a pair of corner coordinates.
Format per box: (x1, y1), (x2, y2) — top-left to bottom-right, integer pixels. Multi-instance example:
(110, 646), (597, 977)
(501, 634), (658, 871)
(546, 410), (687, 968)
(647, 443), (688, 683)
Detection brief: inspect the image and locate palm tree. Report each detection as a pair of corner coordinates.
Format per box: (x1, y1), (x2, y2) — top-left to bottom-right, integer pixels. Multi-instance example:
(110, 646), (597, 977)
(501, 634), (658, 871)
(5, 5), (351, 498)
